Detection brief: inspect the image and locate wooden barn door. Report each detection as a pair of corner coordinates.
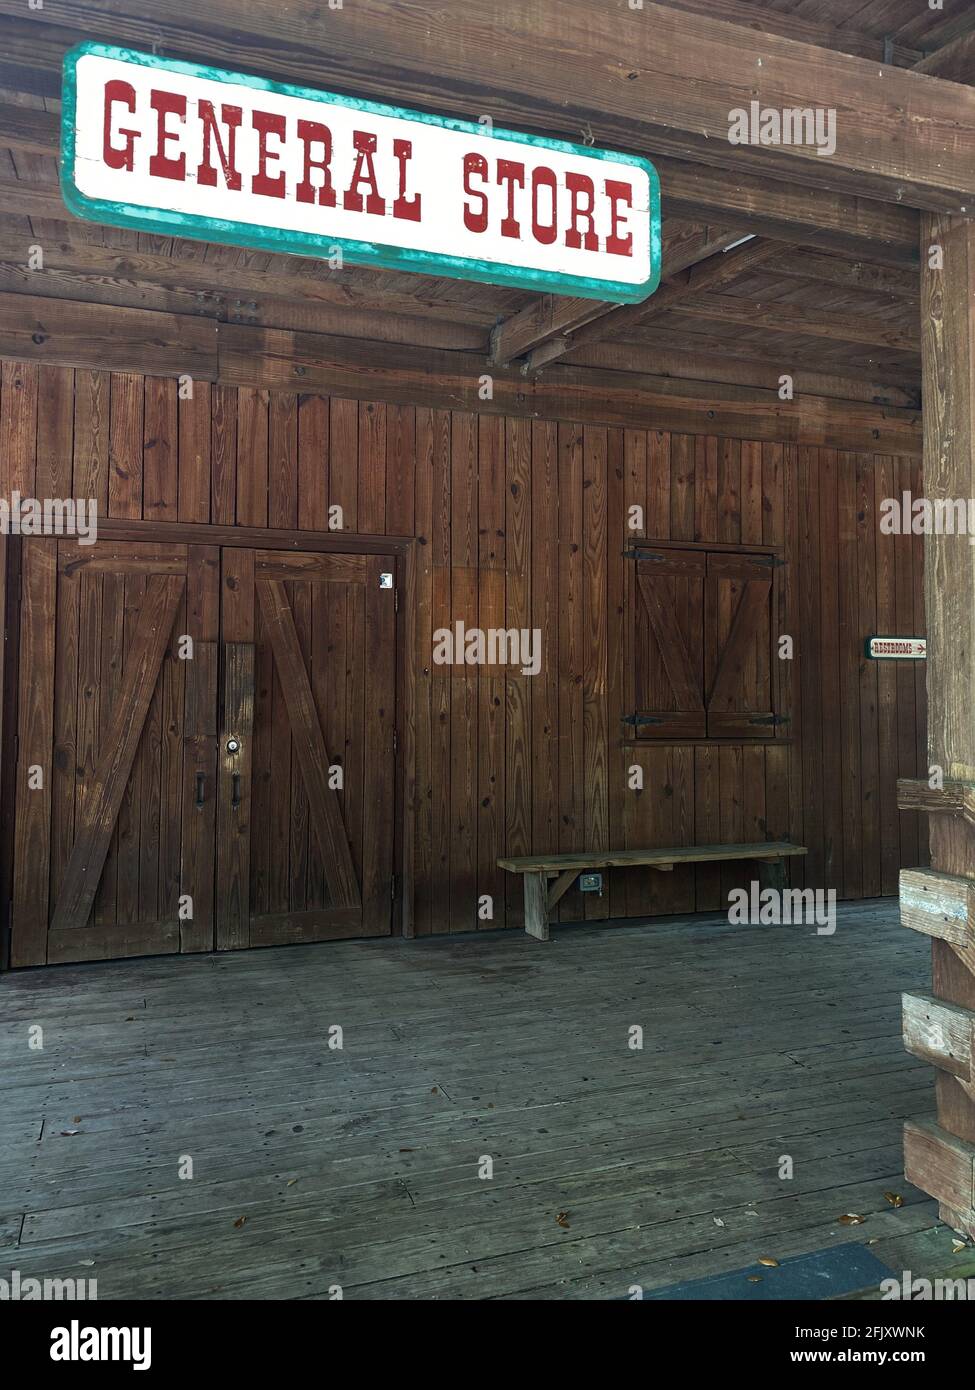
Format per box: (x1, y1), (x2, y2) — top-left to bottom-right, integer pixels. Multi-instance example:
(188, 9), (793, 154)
(215, 547), (396, 949)
(11, 539), (219, 966)
(9, 538), (397, 966)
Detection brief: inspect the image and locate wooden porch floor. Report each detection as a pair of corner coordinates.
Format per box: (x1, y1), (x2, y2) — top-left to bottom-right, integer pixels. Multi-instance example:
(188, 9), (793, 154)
(0, 901), (953, 1299)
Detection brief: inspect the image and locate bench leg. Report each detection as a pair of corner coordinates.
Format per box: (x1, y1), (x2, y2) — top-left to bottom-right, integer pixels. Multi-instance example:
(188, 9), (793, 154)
(758, 857), (786, 893)
(524, 872), (550, 941)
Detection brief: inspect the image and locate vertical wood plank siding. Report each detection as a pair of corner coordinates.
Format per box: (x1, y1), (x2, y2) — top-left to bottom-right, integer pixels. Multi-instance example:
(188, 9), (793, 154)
(0, 362), (928, 933)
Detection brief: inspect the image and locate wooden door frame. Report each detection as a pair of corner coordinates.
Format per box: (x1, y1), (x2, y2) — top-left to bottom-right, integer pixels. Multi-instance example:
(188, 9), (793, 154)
(0, 520), (416, 969)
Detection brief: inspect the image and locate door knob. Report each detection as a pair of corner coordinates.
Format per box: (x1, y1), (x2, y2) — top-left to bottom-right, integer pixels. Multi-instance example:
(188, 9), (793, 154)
(226, 737), (240, 755)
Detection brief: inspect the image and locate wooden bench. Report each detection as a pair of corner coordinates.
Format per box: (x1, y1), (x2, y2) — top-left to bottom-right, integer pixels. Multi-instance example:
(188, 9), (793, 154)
(497, 842), (808, 940)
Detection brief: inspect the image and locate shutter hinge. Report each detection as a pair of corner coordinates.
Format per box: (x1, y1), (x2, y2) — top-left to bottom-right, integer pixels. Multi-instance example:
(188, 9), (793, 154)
(622, 546), (667, 561)
(622, 713), (664, 727)
(748, 714), (790, 726)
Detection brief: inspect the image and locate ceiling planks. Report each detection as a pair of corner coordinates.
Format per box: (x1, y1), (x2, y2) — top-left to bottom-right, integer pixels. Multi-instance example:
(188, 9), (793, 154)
(0, 0), (941, 428)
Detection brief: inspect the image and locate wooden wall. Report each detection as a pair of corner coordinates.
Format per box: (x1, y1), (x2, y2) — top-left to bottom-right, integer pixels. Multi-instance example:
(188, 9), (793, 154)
(0, 360), (928, 934)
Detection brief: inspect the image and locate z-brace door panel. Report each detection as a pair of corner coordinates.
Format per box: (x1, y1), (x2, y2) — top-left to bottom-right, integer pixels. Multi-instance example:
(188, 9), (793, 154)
(10, 540), (218, 966)
(217, 548), (396, 949)
(630, 550), (707, 738)
(706, 552), (774, 739)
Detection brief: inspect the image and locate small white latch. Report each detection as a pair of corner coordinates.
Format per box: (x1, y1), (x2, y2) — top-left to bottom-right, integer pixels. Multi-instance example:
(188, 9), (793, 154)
(379, 572), (394, 589)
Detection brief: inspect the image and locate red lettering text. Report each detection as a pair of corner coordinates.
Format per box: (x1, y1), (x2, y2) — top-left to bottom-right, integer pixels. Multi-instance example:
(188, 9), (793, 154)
(149, 89), (186, 181)
(197, 100), (242, 191)
(103, 79), (138, 173)
(251, 110), (287, 198)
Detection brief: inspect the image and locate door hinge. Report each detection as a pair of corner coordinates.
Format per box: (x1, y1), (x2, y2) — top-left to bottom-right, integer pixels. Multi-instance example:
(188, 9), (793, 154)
(390, 873), (398, 904)
(755, 554), (787, 568)
(622, 713), (664, 727)
(394, 588), (399, 612)
(748, 714), (790, 726)
(392, 727), (398, 754)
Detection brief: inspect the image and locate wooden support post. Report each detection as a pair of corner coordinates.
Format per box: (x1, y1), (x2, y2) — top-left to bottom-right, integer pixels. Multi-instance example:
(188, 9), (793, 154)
(523, 872), (549, 941)
(907, 213), (975, 1236)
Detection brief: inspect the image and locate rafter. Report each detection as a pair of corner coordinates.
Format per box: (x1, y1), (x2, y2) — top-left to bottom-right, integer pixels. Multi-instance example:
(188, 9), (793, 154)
(914, 32), (975, 83)
(523, 237), (782, 370)
(489, 225), (742, 367)
(649, 0), (923, 66)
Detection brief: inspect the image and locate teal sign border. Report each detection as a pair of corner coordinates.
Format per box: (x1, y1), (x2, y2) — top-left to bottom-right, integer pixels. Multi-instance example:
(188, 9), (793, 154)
(60, 41), (662, 304)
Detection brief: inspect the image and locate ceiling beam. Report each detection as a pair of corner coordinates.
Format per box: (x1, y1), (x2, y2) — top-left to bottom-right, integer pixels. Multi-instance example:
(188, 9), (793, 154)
(665, 294), (920, 355)
(0, 289), (922, 455)
(571, 339), (920, 410)
(0, 224), (504, 330)
(654, 156), (919, 265)
(0, 0), (973, 212)
(0, 93), (919, 268)
(763, 250), (919, 301)
(0, 258), (496, 349)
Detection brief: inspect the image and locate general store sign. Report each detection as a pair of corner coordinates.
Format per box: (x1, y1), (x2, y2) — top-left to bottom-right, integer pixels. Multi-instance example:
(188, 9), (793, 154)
(865, 636), (927, 660)
(61, 43), (661, 303)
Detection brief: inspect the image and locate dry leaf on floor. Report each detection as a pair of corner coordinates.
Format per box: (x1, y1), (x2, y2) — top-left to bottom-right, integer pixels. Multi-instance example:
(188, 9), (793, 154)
(73, 1116), (82, 1123)
(287, 1179), (299, 1187)
(556, 1212), (571, 1229)
(758, 1257), (779, 1267)
(60, 1130), (79, 1137)
(838, 1213), (865, 1226)
(952, 1239), (969, 1253)
(883, 1192), (904, 1208)
(747, 1275), (763, 1283)
(233, 1216), (246, 1229)
(713, 1217), (725, 1227)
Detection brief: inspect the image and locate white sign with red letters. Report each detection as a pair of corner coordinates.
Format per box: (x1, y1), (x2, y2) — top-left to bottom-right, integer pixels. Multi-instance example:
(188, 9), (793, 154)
(62, 43), (661, 303)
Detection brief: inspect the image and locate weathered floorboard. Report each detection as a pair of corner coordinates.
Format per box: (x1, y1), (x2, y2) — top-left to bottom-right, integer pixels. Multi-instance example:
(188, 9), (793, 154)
(0, 899), (949, 1300)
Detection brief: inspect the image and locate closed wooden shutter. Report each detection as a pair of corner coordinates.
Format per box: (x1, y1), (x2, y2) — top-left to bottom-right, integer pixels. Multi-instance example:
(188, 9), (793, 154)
(705, 552), (775, 738)
(628, 549), (707, 738)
